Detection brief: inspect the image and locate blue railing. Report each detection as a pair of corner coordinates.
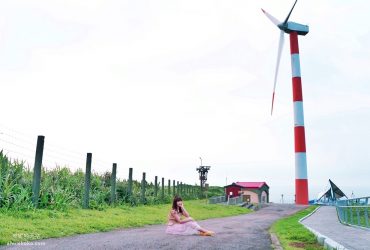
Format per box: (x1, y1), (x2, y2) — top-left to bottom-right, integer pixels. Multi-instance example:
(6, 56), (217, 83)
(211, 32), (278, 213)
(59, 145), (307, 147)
(336, 196), (370, 229)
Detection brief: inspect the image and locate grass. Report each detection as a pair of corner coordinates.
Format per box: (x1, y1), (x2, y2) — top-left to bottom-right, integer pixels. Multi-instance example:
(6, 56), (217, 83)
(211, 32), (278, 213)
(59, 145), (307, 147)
(270, 206), (324, 250)
(0, 199), (251, 245)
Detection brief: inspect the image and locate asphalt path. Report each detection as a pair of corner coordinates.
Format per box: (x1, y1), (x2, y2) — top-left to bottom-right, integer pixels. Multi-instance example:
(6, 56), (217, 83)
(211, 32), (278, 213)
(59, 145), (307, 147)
(301, 206), (370, 250)
(1, 204), (307, 250)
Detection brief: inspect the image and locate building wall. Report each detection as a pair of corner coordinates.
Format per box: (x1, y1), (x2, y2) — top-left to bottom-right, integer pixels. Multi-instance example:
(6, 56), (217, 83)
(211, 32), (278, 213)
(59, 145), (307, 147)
(240, 190), (259, 203)
(225, 186), (241, 198)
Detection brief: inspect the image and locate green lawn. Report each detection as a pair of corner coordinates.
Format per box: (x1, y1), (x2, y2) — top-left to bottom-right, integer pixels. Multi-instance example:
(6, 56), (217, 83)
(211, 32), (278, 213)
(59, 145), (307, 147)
(270, 206), (324, 250)
(0, 200), (251, 245)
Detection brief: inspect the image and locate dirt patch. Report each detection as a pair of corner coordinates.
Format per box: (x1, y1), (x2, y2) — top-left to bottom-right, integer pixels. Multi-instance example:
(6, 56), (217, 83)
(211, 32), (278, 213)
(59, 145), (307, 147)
(289, 242), (306, 248)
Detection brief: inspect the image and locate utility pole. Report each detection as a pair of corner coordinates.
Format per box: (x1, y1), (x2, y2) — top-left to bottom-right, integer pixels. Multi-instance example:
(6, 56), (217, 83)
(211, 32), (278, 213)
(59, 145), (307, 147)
(196, 159), (210, 198)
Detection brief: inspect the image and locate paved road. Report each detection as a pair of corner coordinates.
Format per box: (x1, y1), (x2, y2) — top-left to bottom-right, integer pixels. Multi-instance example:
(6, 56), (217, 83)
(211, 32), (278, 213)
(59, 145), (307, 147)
(301, 206), (370, 250)
(1, 204), (307, 250)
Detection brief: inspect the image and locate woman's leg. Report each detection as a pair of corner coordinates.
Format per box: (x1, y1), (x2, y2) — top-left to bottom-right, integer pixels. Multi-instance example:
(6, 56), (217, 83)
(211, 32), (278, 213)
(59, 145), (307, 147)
(188, 221), (214, 234)
(198, 227), (208, 233)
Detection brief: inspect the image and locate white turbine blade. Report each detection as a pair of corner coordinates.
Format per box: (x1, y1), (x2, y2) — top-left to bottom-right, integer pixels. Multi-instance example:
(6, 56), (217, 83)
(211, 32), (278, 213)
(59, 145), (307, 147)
(271, 30), (285, 115)
(261, 9), (281, 26)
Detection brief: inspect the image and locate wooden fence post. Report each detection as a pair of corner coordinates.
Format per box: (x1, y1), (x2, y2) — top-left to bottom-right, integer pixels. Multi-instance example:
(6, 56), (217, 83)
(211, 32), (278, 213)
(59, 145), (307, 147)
(110, 163), (117, 204)
(161, 177), (164, 200)
(127, 168), (133, 197)
(83, 153), (92, 209)
(168, 179), (171, 195)
(141, 172), (146, 204)
(173, 180), (175, 197)
(177, 181), (179, 196)
(32, 135), (45, 208)
(155, 176), (158, 197)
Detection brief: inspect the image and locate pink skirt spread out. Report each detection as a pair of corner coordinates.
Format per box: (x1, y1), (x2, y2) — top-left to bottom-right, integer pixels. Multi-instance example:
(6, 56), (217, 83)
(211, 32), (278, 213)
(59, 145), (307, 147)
(165, 221), (202, 235)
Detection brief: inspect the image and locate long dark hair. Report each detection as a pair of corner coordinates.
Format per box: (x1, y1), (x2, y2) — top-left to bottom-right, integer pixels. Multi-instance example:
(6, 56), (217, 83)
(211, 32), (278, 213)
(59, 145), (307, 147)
(172, 196), (183, 214)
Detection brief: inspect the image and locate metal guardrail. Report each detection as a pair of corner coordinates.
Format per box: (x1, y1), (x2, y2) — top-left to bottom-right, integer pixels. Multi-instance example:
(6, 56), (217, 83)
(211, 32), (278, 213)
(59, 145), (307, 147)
(336, 196), (370, 229)
(227, 196), (243, 205)
(208, 195), (243, 205)
(208, 196), (226, 204)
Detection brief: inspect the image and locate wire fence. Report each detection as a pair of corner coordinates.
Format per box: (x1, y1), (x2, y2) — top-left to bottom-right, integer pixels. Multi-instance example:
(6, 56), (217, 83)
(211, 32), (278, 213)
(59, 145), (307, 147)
(208, 195), (244, 205)
(227, 196), (243, 205)
(0, 124), (203, 210)
(0, 124), (86, 171)
(208, 196), (226, 204)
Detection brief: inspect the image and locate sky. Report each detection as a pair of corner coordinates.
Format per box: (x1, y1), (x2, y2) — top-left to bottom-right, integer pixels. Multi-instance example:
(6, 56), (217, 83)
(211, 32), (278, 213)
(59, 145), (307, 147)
(1, 0), (370, 203)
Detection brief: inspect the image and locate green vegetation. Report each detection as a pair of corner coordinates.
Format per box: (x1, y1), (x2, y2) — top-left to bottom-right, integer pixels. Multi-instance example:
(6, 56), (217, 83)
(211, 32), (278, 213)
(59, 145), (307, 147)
(0, 151), (200, 211)
(206, 186), (225, 197)
(0, 199), (251, 245)
(0, 150), (251, 245)
(270, 206), (324, 250)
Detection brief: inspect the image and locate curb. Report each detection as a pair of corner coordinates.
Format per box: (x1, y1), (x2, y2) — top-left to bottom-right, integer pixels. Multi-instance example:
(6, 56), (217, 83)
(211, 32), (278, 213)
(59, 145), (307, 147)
(299, 206), (348, 250)
(270, 232), (283, 250)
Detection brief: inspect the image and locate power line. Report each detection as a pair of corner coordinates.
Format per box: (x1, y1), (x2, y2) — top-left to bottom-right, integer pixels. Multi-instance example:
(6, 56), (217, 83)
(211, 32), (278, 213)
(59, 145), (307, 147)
(46, 140), (85, 158)
(0, 124), (36, 144)
(44, 147), (85, 163)
(1, 148), (34, 162)
(0, 138), (35, 153)
(0, 131), (36, 146)
(0, 124), (132, 176)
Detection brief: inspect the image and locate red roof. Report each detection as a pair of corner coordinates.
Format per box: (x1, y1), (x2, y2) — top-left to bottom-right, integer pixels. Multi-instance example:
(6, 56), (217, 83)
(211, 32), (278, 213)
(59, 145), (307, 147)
(235, 182), (268, 189)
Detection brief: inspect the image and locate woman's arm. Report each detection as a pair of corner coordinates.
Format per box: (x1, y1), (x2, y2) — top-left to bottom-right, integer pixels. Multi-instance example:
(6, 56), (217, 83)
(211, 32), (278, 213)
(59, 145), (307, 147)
(181, 206), (190, 218)
(171, 210), (192, 224)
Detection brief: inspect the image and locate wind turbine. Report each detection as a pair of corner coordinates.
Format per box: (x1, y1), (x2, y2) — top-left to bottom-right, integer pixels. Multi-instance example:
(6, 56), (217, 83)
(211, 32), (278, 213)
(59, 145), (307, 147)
(262, 0), (309, 205)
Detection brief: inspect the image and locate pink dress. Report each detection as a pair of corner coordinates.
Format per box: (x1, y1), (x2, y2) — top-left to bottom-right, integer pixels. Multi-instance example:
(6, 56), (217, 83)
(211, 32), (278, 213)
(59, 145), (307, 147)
(165, 209), (202, 235)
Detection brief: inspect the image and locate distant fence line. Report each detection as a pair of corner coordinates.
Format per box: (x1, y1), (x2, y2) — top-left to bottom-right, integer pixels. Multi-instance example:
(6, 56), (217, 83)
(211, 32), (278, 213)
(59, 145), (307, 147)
(228, 196), (243, 205)
(208, 195), (243, 205)
(336, 196), (370, 229)
(208, 196), (226, 204)
(1, 134), (202, 209)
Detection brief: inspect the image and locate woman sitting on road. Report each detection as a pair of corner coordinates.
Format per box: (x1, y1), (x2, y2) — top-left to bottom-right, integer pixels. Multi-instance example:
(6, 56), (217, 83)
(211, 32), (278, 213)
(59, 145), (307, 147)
(165, 196), (214, 236)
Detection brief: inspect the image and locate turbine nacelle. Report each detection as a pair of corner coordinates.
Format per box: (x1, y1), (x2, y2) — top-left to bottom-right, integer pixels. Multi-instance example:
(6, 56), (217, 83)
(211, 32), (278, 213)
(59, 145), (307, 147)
(278, 22), (309, 36)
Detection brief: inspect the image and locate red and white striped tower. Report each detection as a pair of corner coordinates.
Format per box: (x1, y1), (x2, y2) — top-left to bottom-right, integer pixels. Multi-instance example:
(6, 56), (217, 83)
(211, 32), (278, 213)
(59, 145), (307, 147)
(262, 0), (309, 205)
(290, 31), (308, 205)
